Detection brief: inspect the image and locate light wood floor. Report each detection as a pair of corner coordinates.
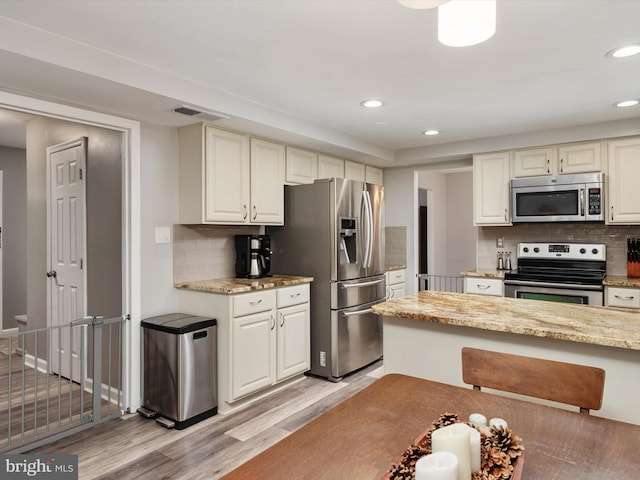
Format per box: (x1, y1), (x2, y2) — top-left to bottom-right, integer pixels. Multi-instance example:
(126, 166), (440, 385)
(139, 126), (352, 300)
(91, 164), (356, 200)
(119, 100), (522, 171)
(27, 360), (384, 479)
(0, 337), (118, 451)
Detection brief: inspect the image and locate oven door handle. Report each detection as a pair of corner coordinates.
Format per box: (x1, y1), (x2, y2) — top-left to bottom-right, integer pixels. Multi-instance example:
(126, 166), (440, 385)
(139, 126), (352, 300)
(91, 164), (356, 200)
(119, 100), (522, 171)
(503, 279), (603, 291)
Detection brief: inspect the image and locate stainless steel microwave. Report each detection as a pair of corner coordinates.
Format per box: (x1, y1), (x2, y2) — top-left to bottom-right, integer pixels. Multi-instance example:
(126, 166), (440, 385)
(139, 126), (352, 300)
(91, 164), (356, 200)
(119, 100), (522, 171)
(511, 172), (604, 223)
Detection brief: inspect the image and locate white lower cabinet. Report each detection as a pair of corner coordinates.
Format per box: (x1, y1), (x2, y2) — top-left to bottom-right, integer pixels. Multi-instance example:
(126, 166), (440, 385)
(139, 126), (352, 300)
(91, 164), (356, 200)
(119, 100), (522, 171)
(179, 283), (310, 413)
(605, 286), (640, 309)
(463, 277), (503, 296)
(386, 269), (406, 299)
(232, 309), (276, 399)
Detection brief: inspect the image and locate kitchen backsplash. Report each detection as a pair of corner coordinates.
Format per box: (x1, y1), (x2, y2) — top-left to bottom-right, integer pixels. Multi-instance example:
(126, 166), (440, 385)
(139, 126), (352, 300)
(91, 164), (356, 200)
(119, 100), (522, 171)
(173, 224), (262, 283)
(385, 226), (407, 267)
(478, 223), (640, 276)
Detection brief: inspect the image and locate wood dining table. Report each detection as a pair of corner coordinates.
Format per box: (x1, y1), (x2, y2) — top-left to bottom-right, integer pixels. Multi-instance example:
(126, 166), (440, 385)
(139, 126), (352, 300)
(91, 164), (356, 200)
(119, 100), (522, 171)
(221, 373), (640, 479)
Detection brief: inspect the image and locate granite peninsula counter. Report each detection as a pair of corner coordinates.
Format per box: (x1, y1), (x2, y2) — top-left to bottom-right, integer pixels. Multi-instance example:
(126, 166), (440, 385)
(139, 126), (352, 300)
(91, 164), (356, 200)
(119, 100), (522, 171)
(372, 291), (640, 425)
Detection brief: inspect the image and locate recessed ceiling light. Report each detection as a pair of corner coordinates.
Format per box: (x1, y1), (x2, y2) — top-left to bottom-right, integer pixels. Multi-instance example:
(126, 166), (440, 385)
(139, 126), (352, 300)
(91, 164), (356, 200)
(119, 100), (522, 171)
(606, 44), (640, 58)
(423, 129), (441, 136)
(614, 99), (639, 108)
(361, 99), (384, 108)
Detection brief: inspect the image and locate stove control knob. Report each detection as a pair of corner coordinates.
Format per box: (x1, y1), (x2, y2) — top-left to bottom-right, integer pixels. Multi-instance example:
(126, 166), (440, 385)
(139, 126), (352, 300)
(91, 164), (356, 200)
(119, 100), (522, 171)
(533, 247), (539, 253)
(523, 247), (529, 253)
(580, 248), (586, 254)
(592, 248), (599, 255)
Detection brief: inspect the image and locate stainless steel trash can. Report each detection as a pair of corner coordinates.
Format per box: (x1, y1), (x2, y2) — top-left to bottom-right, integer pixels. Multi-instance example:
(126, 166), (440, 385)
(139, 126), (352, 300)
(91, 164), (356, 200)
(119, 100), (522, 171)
(141, 313), (217, 429)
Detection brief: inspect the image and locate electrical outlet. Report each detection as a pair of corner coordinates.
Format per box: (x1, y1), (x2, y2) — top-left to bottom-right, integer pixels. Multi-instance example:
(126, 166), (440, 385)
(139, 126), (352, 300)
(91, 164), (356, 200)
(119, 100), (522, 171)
(496, 236), (504, 248)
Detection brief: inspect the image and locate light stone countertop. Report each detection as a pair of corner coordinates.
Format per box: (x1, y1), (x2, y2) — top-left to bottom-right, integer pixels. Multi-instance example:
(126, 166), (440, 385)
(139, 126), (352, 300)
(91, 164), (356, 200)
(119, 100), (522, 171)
(175, 274), (314, 295)
(371, 290), (640, 351)
(385, 264), (406, 272)
(460, 269), (507, 279)
(603, 276), (640, 288)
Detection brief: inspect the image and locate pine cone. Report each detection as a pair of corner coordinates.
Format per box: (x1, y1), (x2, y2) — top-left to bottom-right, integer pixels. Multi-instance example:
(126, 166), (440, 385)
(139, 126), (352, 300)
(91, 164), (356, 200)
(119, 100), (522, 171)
(432, 412), (460, 429)
(490, 425), (525, 459)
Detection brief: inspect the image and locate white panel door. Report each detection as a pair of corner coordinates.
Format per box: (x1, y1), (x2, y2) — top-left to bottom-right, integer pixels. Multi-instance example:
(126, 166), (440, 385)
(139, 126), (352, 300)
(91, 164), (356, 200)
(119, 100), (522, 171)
(47, 138), (87, 381)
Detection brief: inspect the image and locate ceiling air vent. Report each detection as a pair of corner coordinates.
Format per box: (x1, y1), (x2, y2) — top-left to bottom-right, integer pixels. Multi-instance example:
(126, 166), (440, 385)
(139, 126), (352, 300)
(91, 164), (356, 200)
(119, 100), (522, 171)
(172, 105), (229, 122)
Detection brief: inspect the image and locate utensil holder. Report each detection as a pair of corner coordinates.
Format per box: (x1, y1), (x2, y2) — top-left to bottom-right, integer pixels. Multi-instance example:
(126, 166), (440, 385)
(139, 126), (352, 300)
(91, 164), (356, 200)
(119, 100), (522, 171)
(628, 261), (640, 278)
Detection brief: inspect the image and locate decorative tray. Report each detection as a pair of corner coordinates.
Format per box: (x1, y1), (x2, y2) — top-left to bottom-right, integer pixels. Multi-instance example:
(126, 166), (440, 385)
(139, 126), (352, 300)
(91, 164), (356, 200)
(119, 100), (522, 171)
(381, 413), (524, 480)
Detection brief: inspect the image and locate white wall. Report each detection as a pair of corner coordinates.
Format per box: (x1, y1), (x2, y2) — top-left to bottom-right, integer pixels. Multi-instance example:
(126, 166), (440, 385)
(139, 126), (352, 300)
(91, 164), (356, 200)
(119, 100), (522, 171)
(139, 123), (180, 318)
(384, 168), (418, 292)
(445, 172), (476, 276)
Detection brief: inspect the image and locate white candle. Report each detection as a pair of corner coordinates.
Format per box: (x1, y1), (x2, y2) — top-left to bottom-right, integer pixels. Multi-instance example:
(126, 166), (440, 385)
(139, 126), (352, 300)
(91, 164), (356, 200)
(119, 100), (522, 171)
(415, 451), (459, 480)
(431, 423), (471, 480)
(489, 417), (508, 429)
(468, 426), (481, 472)
(468, 413), (487, 426)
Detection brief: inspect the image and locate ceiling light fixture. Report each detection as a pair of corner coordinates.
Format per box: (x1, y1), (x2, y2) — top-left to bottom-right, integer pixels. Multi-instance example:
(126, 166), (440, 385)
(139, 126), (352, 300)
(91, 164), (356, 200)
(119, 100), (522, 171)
(361, 99), (384, 108)
(423, 129), (441, 136)
(607, 44), (640, 58)
(397, 0), (448, 8)
(614, 99), (639, 108)
(438, 0), (496, 47)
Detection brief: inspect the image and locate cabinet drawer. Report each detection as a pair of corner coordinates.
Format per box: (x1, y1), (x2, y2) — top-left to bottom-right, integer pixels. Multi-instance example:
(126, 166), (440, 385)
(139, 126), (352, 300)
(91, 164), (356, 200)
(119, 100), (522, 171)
(277, 284), (309, 308)
(464, 277), (503, 296)
(233, 290), (276, 317)
(606, 287), (640, 309)
(387, 270), (405, 286)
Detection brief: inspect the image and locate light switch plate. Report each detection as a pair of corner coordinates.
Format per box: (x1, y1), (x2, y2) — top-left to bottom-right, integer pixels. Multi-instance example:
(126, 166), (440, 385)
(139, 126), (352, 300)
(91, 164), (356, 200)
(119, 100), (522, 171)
(496, 236), (504, 248)
(155, 226), (172, 244)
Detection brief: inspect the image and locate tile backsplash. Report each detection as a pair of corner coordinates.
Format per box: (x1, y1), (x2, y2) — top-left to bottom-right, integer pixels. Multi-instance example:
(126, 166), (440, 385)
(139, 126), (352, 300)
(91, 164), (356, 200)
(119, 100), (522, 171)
(478, 223), (640, 276)
(385, 226), (407, 266)
(173, 224), (262, 283)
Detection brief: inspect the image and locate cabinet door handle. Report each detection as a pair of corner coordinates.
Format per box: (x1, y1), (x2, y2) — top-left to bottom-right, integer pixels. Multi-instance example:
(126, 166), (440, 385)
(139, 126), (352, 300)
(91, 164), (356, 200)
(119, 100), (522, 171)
(611, 205), (614, 221)
(280, 312), (285, 327)
(252, 205), (257, 220)
(547, 158), (550, 173)
(270, 315), (276, 330)
(243, 204), (248, 220)
(614, 294), (635, 301)
(504, 209), (508, 222)
(559, 158), (564, 173)
(477, 284), (491, 290)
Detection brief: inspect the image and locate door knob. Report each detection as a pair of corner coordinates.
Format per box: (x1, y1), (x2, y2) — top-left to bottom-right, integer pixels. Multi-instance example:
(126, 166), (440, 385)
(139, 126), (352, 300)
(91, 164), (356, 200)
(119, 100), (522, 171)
(46, 270), (57, 278)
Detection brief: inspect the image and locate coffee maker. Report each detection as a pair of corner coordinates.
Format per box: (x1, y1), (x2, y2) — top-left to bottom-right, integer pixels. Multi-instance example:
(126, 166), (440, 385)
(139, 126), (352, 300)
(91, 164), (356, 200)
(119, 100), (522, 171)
(235, 235), (272, 278)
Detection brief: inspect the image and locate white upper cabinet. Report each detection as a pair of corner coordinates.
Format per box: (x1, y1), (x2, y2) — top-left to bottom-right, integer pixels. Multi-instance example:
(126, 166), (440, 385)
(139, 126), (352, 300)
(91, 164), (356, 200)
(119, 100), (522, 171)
(512, 142), (602, 177)
(473, 151), (511, 226)
(606, 136), (640, 224)
(179, 124), (250, 224)
(285, 146), (317, 184)
(365, 165), (384, 185)
(512, 147), (555, 177)
(344, 160), (366, 181)
(179, 124), (284, 225)
(557, 141), (602, 174)
(318, 154), (345, 179)
(250, 138), (285, 224)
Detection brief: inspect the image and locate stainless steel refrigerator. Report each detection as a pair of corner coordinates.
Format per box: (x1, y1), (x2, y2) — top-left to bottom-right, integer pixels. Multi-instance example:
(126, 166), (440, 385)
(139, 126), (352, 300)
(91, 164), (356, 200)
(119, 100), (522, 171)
(267, 178), (385, 381)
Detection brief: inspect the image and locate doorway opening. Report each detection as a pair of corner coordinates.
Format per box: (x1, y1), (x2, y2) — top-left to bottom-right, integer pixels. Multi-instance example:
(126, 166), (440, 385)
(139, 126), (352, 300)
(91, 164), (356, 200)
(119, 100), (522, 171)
(0, 90), (140, 414)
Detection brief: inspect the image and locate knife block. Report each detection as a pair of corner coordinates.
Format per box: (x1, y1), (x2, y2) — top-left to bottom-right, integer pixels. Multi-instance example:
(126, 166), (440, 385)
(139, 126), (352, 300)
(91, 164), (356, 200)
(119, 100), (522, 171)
(628, 261), (640, 278)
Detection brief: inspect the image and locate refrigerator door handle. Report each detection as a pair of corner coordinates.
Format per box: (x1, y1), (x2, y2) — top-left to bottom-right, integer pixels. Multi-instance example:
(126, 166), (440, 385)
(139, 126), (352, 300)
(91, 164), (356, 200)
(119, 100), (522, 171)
(342, 307), (373, 317)
(362, 190), (373, 268)
(341, 278), (385, 289)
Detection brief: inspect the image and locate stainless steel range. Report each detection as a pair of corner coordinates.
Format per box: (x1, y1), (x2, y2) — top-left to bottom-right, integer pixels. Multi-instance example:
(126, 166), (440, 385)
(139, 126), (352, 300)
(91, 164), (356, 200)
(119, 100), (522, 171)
(504, 242), (606, 305)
